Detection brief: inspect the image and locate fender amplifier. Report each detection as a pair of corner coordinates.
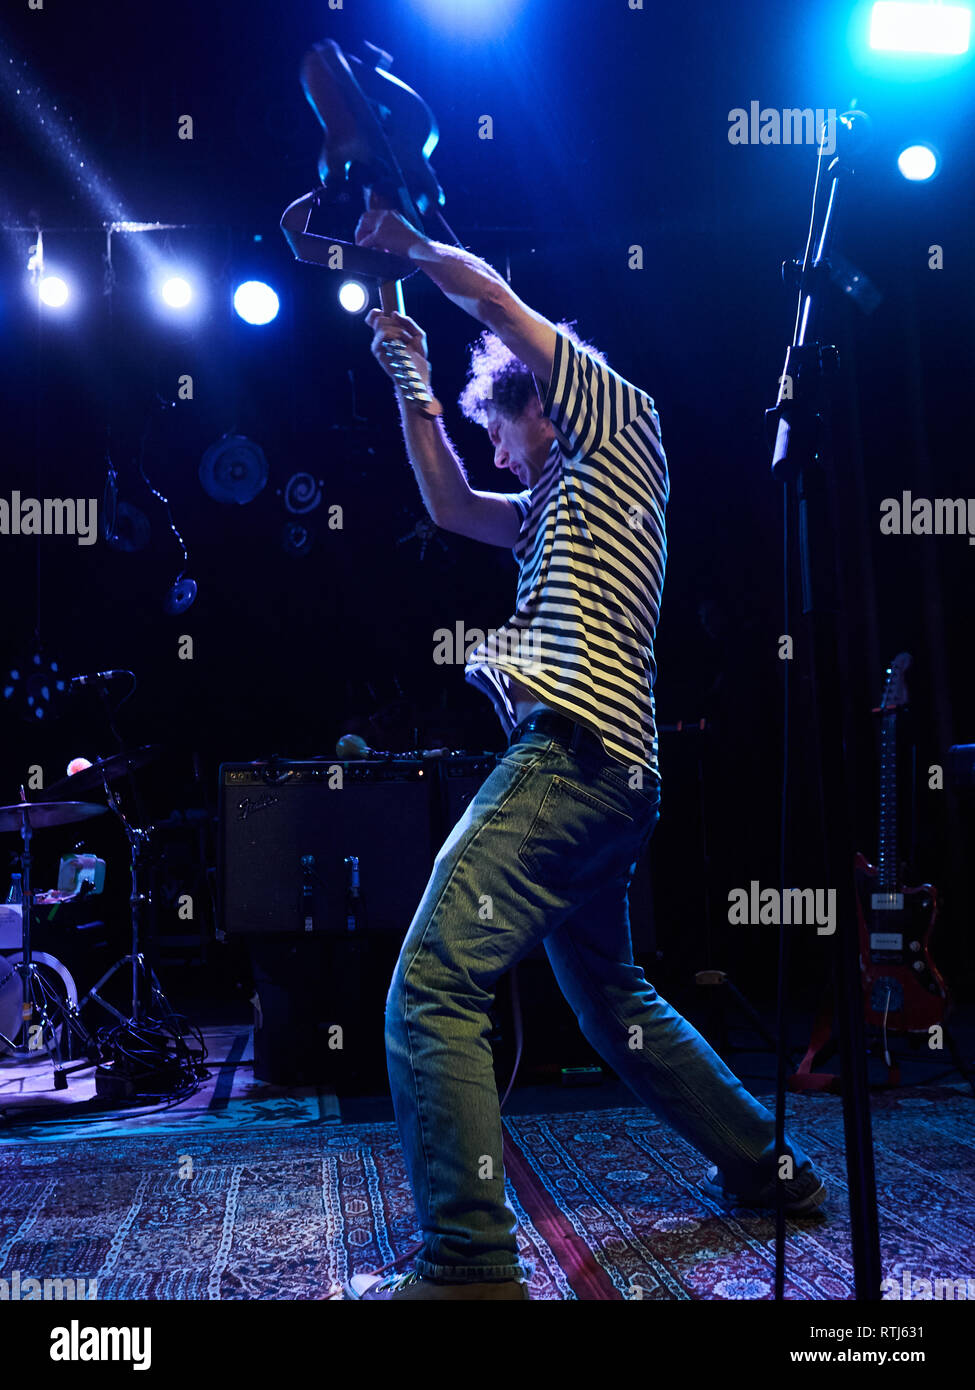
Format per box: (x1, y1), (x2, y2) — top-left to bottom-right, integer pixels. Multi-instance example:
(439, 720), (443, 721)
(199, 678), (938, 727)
(219, 759), (437, 934)
(219, 754), (495, 1087)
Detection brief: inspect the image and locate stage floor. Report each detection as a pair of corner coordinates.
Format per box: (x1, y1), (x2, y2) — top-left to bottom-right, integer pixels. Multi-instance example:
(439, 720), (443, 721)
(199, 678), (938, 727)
(1, 1011), (973, 1299)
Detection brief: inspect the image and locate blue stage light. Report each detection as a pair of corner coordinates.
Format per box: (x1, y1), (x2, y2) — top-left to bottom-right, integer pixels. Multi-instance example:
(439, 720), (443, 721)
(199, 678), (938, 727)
(411, 0), (523, 35)
(870, 2), (971, 54)
(897, 142), (939, 179)
(233, 280), (280, 325)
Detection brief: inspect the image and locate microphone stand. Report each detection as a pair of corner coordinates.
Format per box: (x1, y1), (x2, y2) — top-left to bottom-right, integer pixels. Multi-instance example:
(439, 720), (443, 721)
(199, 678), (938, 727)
(766, 111), (882, 1301)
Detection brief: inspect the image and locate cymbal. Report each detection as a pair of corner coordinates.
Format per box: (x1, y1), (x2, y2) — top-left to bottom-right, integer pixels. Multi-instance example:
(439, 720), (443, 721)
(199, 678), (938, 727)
(46, 745), (161, 798)
(0, 801), (108, 833)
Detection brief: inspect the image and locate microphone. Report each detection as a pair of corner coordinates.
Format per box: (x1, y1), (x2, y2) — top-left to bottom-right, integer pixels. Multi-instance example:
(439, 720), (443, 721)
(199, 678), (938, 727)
(828, 109), (873, 170)
(68, 669), (132, 689)
(834, 109), (872, 155)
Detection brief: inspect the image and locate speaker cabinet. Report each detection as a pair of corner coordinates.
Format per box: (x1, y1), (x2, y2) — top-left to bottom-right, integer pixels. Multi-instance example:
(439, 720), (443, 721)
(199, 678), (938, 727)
(219, 756), (496, 1088)
(219, 761), (436, 935)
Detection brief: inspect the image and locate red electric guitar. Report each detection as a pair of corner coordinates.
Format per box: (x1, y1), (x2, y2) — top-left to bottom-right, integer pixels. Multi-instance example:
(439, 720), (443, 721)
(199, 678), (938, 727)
(855, 653), (949, 1036)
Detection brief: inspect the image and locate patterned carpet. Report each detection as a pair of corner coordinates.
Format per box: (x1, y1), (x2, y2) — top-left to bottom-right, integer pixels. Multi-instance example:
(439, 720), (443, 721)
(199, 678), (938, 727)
(1, 1083), (972, 1299)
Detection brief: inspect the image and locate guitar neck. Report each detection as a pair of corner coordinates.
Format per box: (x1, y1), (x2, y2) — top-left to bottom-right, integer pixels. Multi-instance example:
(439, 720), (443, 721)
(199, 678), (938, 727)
(380, 280), (405, 315)
(376, 276), (443, 418)
(876, 708), (898, 891)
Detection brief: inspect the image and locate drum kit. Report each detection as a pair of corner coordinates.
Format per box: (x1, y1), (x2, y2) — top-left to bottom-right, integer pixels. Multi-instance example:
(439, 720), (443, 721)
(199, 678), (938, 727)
(0, 745), (179, 1088)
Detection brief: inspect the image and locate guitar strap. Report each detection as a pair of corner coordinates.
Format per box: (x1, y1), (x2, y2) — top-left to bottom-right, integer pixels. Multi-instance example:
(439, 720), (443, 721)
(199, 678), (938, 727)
(280, 189), (416, 280)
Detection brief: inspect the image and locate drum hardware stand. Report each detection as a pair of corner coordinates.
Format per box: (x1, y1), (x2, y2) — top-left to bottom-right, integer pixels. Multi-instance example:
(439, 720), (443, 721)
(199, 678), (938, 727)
(0, 795), (99, 1086)
(78, 781), (179, 1029)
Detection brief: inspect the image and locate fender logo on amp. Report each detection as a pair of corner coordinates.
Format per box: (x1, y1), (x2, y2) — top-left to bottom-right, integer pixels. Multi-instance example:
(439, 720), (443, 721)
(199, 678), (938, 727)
(236, 793), (280, 821)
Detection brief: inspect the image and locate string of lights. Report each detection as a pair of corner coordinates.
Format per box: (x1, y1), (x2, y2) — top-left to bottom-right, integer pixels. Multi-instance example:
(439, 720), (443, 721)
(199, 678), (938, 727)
(2, 218), (379, 324)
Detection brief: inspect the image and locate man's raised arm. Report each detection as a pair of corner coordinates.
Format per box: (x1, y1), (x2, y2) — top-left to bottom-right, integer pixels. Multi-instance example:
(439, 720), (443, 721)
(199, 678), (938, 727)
(355, 209), (558, 391)
(364, 306), (522, 548)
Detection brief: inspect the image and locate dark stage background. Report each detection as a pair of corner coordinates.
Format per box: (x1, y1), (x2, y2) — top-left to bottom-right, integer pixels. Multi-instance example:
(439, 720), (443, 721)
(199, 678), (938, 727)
(1, 0), (973, 1015)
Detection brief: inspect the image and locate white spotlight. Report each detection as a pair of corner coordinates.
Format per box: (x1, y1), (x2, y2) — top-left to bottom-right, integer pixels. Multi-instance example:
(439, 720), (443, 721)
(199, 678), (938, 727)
(870, 2), (971, 55)
(897, 143), (939, 181)
(233, 280), (280, 325)
(161, 276), (193, 309)
(338, 279), (369, 314)
(38, 275), (69, 308)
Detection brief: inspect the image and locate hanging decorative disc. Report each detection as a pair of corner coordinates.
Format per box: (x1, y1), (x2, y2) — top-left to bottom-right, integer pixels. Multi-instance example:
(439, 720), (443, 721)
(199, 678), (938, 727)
(282, 472), (323, 515)
(281, 521), (313, 557)
(164, 576), (198, 614)
(106, 501), (151, 552)
(199, 434), (268, 505)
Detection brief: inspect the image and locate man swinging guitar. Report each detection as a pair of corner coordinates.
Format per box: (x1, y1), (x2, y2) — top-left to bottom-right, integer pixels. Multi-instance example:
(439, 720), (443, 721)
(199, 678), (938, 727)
(346, 208), (828, 1300)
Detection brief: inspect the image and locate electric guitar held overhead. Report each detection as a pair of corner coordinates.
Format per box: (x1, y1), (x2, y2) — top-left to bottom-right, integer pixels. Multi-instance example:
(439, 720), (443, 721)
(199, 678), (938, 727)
(281, 37), (454, 419)
(855, 653), (949, 1035)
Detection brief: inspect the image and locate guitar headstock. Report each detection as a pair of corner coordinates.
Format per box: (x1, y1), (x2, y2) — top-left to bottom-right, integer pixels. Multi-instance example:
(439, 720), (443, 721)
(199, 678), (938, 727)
(877, 652), (912, 714)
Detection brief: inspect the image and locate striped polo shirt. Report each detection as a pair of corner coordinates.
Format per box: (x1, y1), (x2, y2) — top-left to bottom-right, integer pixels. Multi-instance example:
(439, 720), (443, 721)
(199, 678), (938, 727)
(464, 329), (669, 776)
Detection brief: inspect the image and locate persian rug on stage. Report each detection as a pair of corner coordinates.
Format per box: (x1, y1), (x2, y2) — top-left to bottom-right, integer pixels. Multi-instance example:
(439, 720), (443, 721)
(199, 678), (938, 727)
(0, 1085), (971, 1300)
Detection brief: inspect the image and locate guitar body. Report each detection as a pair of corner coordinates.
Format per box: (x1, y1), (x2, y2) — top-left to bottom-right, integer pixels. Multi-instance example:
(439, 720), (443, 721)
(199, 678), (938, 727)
(349, 49), (445, 218)
(851, 653), (951, 1037)
(792, 654), (956, 1089)
(300, 39), (443, 231)
(855, 852), (947, 1033)
(287, 37), (444, 419)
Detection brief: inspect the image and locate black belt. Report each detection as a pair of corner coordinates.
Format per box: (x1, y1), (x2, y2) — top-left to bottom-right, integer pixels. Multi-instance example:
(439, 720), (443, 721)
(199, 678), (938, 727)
(508, 708), (603, 756)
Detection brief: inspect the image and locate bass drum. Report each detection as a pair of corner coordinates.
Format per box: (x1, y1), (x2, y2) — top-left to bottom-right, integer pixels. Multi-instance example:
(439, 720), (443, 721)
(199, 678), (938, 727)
(0, 954), (20, 1051)
(0, 951), (78, 1057)
(0, 904), (23, 950)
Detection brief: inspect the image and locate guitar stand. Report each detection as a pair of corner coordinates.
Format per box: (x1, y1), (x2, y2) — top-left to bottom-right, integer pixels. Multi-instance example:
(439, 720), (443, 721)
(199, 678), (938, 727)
(791, 984), (975, 1097)
(871, 1026), (974, 1094)
(800, 1029), (975, 1097)
(941, 1028), (975, 1094)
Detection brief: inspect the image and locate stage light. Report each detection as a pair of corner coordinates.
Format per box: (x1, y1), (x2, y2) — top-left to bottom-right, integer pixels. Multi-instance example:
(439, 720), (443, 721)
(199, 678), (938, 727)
(897, 142), (939, 178)
(233, 280), (280, 325)
(161, 276), (193, 309)
(37, 275), (69, 308)
(869, 2), (972, 54)
(411, 0), (524, 34)
(338, 279), (369, 313)
(148, 269), (206, 325)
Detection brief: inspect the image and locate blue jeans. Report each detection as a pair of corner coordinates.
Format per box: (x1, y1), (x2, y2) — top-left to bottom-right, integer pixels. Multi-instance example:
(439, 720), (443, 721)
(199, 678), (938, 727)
(384, 723), (814, 1284)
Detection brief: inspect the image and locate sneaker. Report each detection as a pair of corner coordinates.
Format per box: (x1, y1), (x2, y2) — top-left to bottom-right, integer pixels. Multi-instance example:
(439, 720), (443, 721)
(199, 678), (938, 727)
(702, 1164), (828, 1215)
(341, 1269), (530, 1300)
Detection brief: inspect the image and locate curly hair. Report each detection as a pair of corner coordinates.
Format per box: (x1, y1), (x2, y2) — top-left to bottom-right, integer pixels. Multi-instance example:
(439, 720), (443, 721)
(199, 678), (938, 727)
(458, 321), (607, 426)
